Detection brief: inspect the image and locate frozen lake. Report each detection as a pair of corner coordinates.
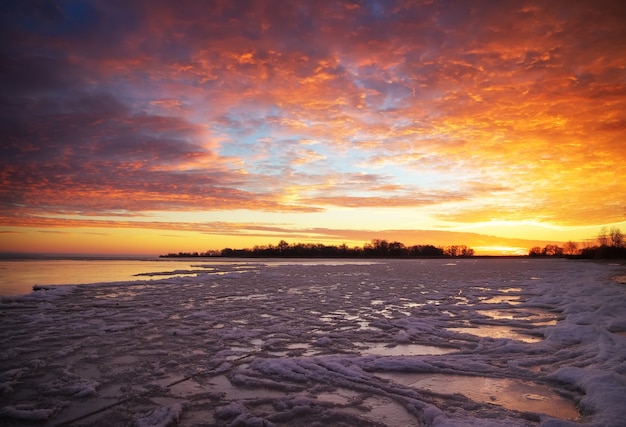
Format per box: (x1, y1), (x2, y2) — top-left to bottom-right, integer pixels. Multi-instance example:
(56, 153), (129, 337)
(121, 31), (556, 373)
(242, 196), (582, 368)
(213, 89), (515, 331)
(0, 258), (379, 296)
(1, 258), (625, 426)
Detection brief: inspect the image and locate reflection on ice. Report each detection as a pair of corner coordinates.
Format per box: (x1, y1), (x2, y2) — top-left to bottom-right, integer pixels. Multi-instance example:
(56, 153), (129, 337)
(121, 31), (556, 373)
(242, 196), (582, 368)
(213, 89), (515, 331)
(448, 325), (543, 343)
(480, 294), (522, 305)
(360, 342), (454, 356)
(376, 372), (579, 420)
(478, 309), (516, 320)
(478, 308), (559, 325)
(268, 341), (455, 357)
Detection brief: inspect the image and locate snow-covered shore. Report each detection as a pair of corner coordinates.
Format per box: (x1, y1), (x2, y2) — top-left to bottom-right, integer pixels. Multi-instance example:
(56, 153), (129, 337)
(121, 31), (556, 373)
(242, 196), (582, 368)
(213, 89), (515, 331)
(1, 259), (624, 426)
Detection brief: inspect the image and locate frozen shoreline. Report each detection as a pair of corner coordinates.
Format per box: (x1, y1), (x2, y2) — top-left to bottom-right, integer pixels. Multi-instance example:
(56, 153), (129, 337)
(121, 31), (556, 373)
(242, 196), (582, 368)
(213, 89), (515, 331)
(1, 259), (625, 426)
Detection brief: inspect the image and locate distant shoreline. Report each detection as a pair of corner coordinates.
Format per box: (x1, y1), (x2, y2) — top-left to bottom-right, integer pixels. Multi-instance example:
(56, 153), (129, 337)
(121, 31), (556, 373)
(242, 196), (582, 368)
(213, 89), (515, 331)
(0, 253), (157, 261)
(159, 254), (529, 259)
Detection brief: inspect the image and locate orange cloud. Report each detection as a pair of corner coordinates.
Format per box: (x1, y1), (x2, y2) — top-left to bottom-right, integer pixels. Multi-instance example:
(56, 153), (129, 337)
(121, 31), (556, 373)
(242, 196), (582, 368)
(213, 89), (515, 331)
(1, 1), (625, 255)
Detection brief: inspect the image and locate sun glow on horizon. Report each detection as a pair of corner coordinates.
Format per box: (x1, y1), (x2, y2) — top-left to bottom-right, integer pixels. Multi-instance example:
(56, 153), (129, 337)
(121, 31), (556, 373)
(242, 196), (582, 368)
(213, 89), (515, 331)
(473, 246), (530, 256)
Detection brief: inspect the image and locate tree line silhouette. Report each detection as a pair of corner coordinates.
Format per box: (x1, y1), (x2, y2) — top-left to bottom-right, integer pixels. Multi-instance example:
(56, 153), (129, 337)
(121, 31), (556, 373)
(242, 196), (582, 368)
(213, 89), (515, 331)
(529, 226), (626, 259)
(162, 227), (626, 259)
(162, 239), (475, 259)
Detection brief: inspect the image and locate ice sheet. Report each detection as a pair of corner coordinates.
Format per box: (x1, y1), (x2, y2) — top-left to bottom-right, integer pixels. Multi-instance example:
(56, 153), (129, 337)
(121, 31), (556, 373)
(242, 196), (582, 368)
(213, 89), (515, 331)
(1, 259), (625, 426)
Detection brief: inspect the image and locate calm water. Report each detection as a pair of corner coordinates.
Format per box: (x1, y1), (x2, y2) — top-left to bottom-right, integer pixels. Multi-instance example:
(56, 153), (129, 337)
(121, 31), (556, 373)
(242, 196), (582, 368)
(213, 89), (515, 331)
(0, 258), (204, 296)
(0, 258), (379, 296)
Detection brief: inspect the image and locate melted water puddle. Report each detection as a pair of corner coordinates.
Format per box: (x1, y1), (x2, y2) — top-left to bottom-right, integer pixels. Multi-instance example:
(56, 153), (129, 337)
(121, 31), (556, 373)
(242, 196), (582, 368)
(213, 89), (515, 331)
(477, 308), (558, 327)
(267, 341), (455, 357)
(376, 373), (579, 420)
(480, 295), (522, 305)
(360, 343), (455, 356)
(448, 325), (542, 342)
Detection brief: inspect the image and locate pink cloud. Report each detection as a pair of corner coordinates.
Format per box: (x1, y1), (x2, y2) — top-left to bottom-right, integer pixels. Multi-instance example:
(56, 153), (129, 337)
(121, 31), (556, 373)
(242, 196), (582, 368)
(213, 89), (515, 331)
(1, 0), (625, 232)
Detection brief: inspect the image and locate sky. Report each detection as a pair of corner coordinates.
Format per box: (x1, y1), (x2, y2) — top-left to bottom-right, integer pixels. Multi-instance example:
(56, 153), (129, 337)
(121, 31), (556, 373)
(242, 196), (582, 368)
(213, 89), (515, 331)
(1, 0), (625, 256)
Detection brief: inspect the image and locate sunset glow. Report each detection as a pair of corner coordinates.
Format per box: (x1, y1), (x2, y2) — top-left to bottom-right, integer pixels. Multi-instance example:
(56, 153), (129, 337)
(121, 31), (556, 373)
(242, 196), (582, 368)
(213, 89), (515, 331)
(1, 1), (625, 255)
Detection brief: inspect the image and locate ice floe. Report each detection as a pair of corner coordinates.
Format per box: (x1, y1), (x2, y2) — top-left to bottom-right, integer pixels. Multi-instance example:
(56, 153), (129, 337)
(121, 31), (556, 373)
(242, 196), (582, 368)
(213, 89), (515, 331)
(0, 259), (625, 426)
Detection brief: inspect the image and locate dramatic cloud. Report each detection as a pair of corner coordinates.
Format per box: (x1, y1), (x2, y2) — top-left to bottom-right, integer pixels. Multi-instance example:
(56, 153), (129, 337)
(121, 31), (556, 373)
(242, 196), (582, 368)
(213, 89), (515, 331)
(1, 0), (625, 253)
